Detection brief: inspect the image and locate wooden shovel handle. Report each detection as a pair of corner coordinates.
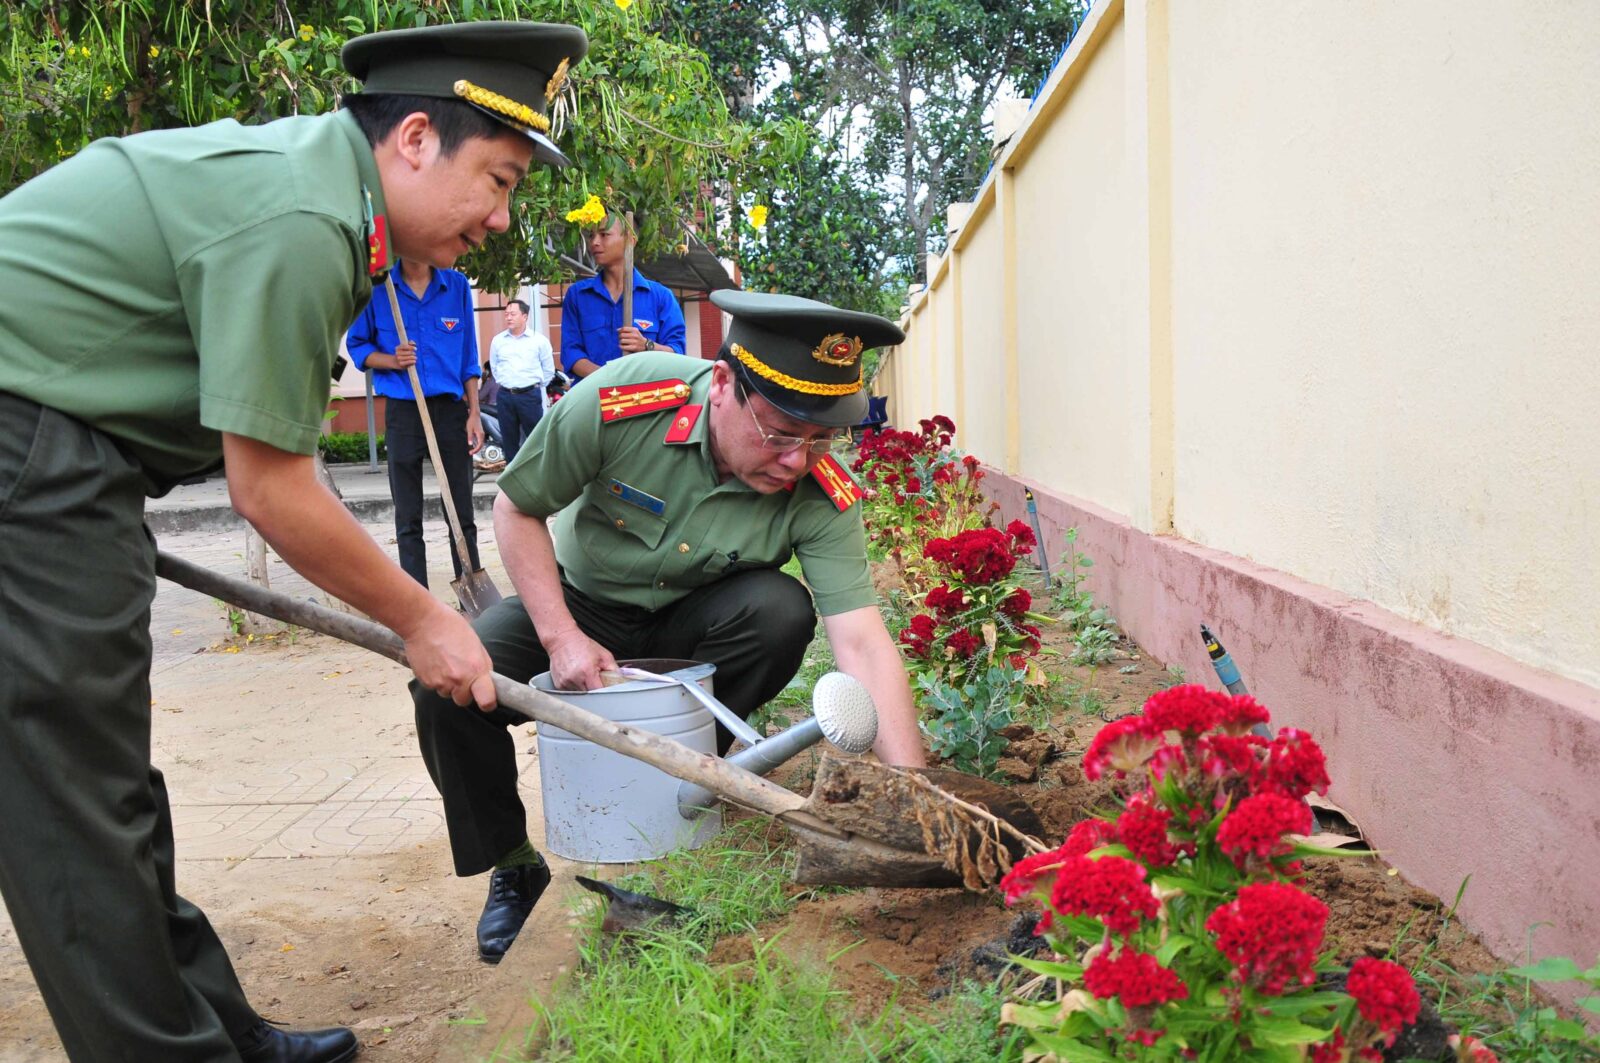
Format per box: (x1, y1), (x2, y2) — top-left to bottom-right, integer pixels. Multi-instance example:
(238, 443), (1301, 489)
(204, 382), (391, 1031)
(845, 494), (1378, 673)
(154, 551), (831, 831)
(383, 275), (475, 577)
(621, 210), (634, 343)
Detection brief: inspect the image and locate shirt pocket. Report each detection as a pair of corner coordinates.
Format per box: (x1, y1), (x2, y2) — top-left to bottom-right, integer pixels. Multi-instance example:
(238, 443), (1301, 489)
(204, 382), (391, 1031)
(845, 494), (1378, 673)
(573, 487), (669, 578)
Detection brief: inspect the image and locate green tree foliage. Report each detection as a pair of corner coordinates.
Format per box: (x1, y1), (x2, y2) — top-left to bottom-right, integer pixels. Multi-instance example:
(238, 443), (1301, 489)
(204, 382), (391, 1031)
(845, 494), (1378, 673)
(0, 0), (806, 292)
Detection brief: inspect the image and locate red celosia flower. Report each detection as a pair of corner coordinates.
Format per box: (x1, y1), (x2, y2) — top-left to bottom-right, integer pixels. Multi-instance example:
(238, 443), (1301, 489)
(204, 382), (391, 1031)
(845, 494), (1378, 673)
(1347, 957), (1420, 1045)
(923, 583), (969, 617)
(1083, 716), (1162, 780)
(962, 454), (979, 469)
(1262, 728), (1332, 799)
(1447, 1034), (1500, 1062)
(1117, 791), (1180, 867)
(1216, 793), (1313, 865)
(898, 613), (937, 658)
(1001, 587), (1032, 618)
(924, 527), (1018, 584)
(998, 819), (1116, 905)
(905, 476), (922, 493)
(932, 464), (956, 485)
(1148, 743), (1189, 781)
(1215, 694), (1272, 736)
(1005, 519), (1036, 552)
(1048, 854), (1158, 937)
(1198, 733), (1266, 786)
(1141, 685), (1230, 736)
(946, 629), (982, 657)
(1205, 881), (1328, 995)
(1309, 1030), (1345, 1063)
(1083, 948), (1188, 1006)
(932, 414), (956, 433)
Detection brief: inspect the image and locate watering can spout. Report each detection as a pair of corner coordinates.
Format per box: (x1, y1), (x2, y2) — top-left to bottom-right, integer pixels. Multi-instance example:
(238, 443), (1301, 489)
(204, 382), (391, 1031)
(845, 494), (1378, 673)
(678, 672), (878, 819)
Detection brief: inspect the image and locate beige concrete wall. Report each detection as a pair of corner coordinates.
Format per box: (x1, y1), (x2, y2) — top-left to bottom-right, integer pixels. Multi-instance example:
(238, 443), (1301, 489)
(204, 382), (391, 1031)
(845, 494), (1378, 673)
(1012, 16), (1137, 518)
(1164, 2), (1600, 688)
(887, 0), (1600, 690)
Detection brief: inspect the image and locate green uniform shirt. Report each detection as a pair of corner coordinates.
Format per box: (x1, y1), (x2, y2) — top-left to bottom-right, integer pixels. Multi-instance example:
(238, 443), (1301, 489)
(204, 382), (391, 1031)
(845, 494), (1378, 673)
(499, 353), (876, 616)
(0, 110), (387, 495)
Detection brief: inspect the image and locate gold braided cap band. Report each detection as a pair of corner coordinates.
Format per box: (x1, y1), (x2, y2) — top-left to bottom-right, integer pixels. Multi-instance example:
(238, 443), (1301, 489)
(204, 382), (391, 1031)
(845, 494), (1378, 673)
(453, 79), (551, 134)
(731, 342), (862, 397)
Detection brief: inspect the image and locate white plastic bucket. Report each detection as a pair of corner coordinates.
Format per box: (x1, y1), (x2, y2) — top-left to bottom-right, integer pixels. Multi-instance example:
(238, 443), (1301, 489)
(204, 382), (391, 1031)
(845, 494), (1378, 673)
(531, 658), (722, 863)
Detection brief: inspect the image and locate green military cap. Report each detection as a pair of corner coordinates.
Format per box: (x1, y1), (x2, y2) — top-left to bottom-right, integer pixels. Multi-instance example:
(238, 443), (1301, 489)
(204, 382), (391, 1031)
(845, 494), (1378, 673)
(342, 21), (588, 168)
(711, 290), (904, 428)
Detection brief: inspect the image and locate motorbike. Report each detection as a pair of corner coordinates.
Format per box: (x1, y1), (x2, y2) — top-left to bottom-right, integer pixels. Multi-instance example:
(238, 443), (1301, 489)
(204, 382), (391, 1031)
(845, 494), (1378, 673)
(474, 371), (572, 479)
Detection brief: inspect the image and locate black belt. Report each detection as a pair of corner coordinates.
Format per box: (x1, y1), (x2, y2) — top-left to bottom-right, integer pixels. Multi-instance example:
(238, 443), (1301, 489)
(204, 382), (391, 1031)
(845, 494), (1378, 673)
(504, 384), (544, 394)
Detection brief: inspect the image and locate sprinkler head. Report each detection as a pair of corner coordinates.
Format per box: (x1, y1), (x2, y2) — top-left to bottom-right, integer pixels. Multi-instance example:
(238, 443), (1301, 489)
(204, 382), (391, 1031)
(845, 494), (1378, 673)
(811, 671), (878, 754)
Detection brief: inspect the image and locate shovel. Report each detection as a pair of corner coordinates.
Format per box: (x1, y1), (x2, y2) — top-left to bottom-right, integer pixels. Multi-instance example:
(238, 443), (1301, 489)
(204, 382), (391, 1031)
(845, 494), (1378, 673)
(382, 275), (502, 617)
(157, 552), (1044, 890)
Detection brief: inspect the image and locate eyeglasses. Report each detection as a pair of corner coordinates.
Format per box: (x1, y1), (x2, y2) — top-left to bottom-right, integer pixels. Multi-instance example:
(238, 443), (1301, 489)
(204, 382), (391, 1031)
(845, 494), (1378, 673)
(740, 386), (852, 455)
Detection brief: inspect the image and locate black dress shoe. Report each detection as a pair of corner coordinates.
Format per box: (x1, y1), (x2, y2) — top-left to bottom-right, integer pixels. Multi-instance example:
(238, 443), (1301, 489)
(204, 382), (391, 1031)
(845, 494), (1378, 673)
(477, 860), (552, 964)
(236, 1018), (359, 1063)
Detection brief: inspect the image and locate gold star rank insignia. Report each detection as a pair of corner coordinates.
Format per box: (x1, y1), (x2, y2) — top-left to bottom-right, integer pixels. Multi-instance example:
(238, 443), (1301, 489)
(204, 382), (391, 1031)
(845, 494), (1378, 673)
(810, 454), (863, 512)
(599, 379), (693, 423)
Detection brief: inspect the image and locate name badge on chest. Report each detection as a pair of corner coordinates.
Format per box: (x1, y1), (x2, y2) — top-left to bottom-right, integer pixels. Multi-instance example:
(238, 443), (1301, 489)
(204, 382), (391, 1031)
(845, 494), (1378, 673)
(608, 479), (666, 517)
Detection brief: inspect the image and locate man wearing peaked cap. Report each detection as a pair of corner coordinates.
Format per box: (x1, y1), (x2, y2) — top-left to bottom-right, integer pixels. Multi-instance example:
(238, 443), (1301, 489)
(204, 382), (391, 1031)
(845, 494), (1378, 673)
(0, 20), (583, 1063)
(413, 290), (928, 965)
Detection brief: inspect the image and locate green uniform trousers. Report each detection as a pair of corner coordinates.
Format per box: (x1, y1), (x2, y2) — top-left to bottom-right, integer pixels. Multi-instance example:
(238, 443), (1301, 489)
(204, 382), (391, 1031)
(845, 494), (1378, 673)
(0, 392), (257, 1061)
(415, 573), (816, 877)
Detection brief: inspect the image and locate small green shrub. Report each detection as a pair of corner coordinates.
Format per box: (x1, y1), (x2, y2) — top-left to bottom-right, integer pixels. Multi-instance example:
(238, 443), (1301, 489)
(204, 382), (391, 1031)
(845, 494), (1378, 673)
(318, 431), (383, 464)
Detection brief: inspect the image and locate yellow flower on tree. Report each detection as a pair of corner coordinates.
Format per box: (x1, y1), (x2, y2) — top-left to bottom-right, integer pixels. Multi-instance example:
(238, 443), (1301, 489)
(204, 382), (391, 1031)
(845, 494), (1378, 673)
(746, 204), (769, 230)
(614, 0), (634, 9)
(565, 194), (607, 226)
(298, 24), (315, 42)
(147, 45), (160, 59)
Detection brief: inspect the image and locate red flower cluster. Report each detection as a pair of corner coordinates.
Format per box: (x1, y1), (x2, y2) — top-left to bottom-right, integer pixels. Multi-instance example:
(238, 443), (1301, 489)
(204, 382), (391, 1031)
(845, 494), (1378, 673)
(1142, 684), (1231, 736)
(1215, 694), (1272, 736)
(1262, 727), (1332, 799)
(1005, 518), (1036, 551)
(1117, 791), (1180, 868)
(923, 527), (1019, 584)
(1048, 854), (1159, 938)
(1083, 948), (1188, 1007)
(1308, 1030), (1346, 1063)
(1000, 587), (1031, 618)
(923, 583), (969, 617)
(998, 819), (1115, 903)
(1448, 1034), (1500, 1062)
(1205, 881), (1329, 995)
(1216, 793), (1314, 865)
(1199, 733), (1267, 785)
(898, 613), (936, 657)
(1346, 957), (1420, 1045)
(1082, 716), (1164, 780)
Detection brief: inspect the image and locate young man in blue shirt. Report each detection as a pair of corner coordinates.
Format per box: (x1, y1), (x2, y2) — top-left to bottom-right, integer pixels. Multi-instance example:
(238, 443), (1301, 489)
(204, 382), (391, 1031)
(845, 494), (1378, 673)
(347, 257), (484, 589)
(560, 213), (687, 377)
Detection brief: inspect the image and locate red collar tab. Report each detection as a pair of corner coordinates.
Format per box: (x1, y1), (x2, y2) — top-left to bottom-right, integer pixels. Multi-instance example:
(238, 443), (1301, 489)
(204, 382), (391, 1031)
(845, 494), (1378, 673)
(663, 404), (703, 443)
(368, 214), (388, 277)
(599, 379), (692, 423)
(810, 454), (863, 512)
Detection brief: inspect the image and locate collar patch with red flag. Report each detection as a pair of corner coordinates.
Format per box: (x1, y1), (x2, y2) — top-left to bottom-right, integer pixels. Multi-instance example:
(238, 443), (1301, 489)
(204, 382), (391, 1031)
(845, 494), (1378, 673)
(599, 379), (692, 423)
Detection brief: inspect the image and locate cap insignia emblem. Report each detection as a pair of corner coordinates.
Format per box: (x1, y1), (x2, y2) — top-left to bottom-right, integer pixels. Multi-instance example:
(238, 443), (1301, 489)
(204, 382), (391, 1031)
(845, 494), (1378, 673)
(453, 79), (550, 134)
(812, 333), (863, 367)
(545, 57), (571, 103)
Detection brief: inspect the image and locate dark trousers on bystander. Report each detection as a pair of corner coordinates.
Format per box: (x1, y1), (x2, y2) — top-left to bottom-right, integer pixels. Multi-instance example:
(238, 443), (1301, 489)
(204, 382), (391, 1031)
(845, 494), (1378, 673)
(497, 387), (544, 463)
(385, 394), (480, 589)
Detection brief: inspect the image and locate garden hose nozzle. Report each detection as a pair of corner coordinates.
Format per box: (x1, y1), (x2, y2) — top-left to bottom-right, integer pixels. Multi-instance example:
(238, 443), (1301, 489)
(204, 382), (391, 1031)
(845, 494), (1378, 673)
(1025, 488), (1050, 583)
(1201, 623), (1249, 696)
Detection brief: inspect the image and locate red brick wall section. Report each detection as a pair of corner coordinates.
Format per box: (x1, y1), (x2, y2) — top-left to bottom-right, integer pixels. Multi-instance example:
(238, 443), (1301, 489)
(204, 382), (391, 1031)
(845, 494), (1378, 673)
(699, 296), (724, 360)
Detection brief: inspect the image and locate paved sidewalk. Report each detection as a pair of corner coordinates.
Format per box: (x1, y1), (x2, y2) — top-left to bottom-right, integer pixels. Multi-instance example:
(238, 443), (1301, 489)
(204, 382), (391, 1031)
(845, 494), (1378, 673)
(0, 516), (585, 1061)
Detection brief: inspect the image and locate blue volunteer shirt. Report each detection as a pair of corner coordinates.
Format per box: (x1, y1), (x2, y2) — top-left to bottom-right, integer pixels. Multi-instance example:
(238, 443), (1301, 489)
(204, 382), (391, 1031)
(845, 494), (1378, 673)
(560, 269), (687, 373)
(346, 264), (479, 400)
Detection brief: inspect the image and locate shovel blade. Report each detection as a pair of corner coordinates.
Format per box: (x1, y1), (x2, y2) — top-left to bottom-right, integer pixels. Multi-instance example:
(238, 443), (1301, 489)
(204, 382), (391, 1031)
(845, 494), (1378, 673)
(451, 569), (503, 618)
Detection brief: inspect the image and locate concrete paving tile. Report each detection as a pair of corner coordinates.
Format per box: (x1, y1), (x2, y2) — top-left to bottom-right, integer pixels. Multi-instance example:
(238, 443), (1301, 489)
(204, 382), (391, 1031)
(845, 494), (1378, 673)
(251, 799), (448, 858)
(172, 803), (317, 860)
(166, 757), (373, 806)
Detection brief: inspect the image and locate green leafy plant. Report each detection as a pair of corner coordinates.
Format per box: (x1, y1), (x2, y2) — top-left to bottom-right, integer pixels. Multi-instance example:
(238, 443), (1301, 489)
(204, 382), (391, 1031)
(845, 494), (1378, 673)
(1071, 623), (1119, 668)
(1001, 686), (1418, 1061)
(916, 661), (1027, 778)
(1052, 526), (1117, 636)
(1426, 952), (1600, 1061)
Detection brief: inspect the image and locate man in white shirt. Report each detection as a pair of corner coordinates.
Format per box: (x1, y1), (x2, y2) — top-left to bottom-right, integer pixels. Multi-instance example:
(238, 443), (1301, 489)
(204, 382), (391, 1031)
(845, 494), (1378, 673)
(487, 297), (556, 460)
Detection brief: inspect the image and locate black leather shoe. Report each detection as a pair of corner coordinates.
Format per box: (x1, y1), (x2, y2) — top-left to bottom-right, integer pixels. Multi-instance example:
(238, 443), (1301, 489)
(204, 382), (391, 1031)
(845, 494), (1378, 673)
(236, 1018), (359, 1063)
(477, 860), (552, 964)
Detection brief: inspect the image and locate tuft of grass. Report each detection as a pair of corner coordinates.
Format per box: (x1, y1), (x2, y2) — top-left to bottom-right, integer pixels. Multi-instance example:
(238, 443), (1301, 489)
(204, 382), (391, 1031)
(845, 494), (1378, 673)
(888, 979), (1029, 1062)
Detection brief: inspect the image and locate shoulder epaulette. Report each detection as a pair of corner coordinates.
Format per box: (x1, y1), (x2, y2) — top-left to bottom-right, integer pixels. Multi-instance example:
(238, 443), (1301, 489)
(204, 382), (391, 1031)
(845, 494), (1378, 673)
(810, 454), (864, 513)
(663, 404), (703, 443)
(598, 379), (691, 423)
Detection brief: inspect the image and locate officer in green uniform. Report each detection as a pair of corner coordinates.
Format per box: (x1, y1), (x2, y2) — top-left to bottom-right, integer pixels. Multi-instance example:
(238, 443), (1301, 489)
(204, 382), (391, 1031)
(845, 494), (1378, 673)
(414, 289), (929, 964)
(0, 21), (586, 1063)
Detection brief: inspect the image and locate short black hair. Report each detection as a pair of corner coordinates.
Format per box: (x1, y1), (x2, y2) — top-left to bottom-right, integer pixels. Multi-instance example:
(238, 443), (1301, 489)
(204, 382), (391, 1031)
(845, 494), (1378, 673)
(342, 93), (509, 157)
(507, 298), (531, 314)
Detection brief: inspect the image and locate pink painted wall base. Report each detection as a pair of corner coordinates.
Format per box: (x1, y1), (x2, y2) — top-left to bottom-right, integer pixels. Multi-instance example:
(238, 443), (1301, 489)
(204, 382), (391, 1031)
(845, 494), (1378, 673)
(982, 472), (1600, 999)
